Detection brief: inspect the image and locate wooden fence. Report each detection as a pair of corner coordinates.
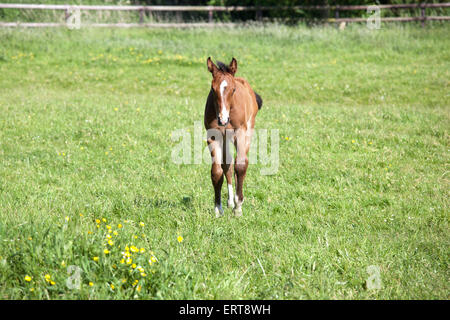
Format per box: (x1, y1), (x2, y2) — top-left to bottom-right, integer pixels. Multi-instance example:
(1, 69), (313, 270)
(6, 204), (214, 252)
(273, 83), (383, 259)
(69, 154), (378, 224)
(0, 3), (449, 28)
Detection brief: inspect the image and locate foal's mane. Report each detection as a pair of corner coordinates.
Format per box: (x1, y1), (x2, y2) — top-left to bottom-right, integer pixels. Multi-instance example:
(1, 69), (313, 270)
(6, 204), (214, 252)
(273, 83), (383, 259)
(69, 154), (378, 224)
(216, 60), (232, 74)
(215, 59), (263, 110)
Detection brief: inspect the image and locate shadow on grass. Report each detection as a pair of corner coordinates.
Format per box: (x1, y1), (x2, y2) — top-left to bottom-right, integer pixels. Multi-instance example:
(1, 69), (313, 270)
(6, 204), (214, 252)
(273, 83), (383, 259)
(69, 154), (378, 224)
(132, 194), (193, 210)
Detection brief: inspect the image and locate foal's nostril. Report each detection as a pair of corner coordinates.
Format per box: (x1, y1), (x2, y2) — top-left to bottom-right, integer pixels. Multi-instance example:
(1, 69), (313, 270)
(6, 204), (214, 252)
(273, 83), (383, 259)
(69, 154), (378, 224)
(218, 117), (229, 126)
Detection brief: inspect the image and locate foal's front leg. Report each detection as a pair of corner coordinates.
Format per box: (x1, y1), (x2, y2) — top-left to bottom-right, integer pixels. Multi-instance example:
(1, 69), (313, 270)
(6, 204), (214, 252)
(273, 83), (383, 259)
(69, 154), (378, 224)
(208, 138), (224, 217)
(233, 129), (250, 217)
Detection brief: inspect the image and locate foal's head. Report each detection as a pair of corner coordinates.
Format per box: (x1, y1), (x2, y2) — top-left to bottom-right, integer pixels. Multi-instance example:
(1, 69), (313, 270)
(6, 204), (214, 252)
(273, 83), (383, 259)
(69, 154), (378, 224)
(207, 57), (238, 126)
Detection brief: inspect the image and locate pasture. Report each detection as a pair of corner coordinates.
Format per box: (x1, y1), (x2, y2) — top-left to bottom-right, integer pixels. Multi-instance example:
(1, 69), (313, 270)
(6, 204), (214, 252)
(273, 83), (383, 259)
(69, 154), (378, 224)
(0, 24), (448, 299)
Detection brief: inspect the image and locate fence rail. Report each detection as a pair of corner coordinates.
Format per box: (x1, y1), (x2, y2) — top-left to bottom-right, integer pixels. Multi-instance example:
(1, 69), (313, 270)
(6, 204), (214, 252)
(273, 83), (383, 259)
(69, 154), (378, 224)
(0, 3), (449, 28)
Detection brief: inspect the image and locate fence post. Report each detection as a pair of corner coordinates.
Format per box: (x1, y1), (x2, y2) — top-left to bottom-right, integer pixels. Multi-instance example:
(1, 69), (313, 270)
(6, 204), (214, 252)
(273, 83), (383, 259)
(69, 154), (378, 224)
(420, 3), (426, 27)
(256, 6), (262, 22)
(139, 8), (144, 24)
(209, 9), (213, 23)
(65, 8), (70, 24)
(335, 6), (339, 28)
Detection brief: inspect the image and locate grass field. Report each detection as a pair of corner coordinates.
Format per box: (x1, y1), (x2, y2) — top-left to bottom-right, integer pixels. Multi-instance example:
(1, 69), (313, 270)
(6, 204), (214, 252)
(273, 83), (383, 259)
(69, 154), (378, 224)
(0, 23), (448, 299)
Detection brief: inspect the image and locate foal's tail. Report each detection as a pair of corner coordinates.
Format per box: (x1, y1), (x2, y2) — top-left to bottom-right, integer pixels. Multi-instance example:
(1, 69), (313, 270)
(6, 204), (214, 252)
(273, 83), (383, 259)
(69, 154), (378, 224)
(255, 92), (263, 110)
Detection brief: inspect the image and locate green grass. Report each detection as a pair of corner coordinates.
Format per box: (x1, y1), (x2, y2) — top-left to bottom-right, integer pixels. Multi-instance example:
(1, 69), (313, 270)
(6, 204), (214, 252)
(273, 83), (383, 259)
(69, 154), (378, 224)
(0, 23), (449, 299)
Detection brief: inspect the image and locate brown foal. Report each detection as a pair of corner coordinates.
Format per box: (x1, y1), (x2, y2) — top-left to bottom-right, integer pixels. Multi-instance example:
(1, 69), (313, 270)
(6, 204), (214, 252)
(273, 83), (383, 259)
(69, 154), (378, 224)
(204, 57), (262, 217)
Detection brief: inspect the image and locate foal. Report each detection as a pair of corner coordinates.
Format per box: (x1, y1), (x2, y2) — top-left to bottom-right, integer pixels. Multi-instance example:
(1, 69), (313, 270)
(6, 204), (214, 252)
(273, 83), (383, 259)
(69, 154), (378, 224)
(204, 57), (262, 217)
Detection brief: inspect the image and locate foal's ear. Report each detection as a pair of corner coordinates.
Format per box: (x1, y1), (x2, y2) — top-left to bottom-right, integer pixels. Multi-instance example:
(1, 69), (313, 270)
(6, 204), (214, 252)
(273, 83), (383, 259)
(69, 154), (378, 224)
(229, 58), (237, 76)
(207, 57), (218, 75)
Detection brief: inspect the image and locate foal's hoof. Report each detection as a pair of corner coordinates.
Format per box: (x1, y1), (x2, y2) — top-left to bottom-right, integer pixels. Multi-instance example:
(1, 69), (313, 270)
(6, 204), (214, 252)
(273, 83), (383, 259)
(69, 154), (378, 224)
(233, 207), (242, 217)
(214, 206), (224, 218)
(227, 199), (235, 209)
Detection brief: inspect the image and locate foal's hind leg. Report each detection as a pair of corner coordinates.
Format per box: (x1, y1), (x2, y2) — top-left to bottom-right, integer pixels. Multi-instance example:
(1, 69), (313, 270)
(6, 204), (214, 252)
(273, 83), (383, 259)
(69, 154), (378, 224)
(208, 138), (224, 217)
(224, 163), (234, 208)
(223, 132), (234, 209)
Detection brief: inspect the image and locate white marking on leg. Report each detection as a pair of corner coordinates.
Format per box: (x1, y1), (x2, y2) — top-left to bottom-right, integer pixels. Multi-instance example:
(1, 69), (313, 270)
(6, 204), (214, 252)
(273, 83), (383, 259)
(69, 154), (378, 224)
(214, 203), (223, 218)
(234, 194), (244, 208)
(233, 194), (244, 217)
(227, 184), (234, 208)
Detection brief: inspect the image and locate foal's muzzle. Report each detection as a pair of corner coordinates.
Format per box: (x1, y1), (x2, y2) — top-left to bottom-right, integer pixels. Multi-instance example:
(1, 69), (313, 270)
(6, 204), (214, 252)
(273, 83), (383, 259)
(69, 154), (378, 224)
(217, 116), (229, 126)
